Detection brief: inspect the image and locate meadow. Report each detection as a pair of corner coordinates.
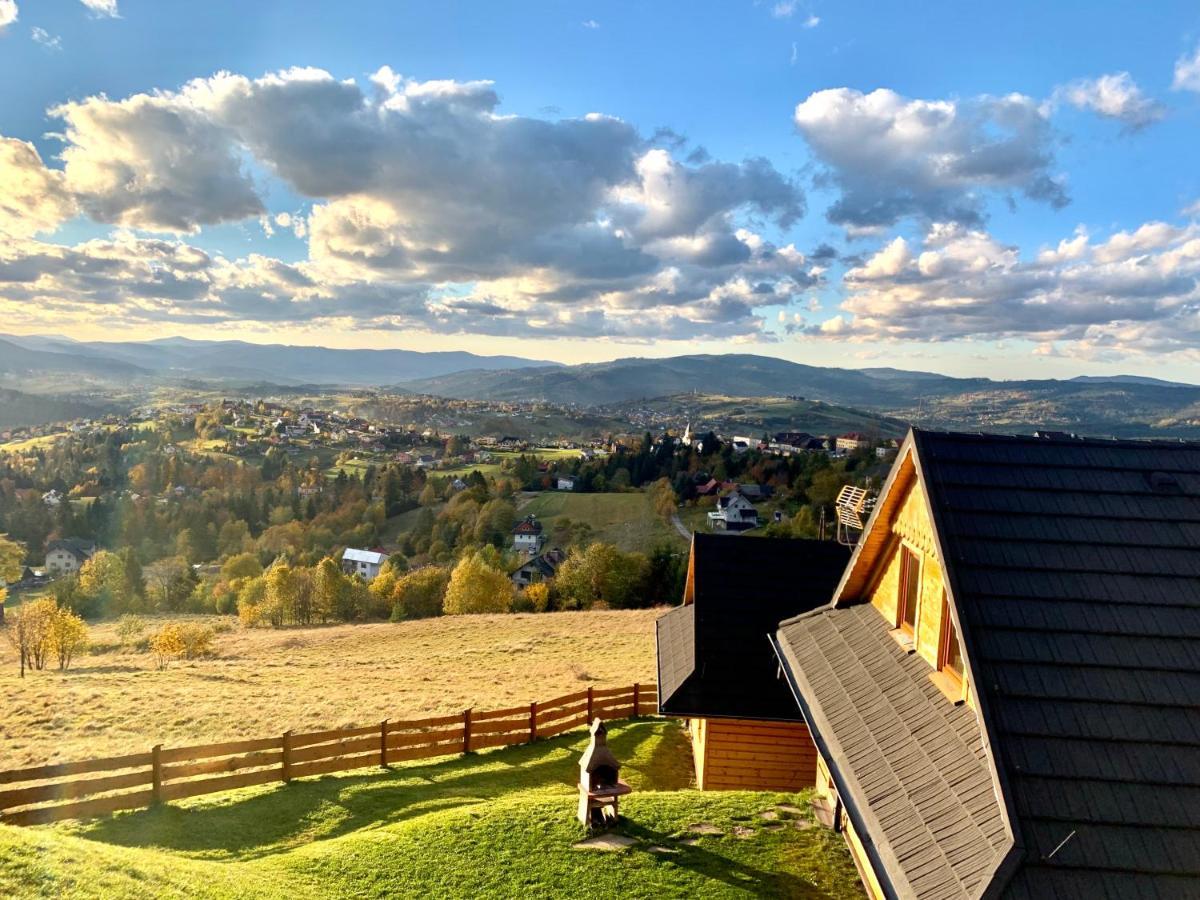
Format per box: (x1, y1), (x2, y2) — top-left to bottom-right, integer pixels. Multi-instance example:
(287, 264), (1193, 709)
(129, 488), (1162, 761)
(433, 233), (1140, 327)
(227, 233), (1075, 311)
(0, 609), (660, 769)
(520, 491), (685, 552)
(0, 719), (864, 899)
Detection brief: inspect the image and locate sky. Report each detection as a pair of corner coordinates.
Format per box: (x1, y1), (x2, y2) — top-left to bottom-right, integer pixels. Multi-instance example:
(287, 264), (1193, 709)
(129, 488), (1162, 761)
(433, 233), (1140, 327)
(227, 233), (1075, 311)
(2, 1), (1200, 380)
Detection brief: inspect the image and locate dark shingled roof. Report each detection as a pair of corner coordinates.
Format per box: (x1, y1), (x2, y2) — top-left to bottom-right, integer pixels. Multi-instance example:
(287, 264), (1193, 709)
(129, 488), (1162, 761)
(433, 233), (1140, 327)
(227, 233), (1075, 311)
(775, 604), (1009, 899)
(657, 533), (849, 721)
(777, 429), (1200, 899)
(914, 430), (1200, 898)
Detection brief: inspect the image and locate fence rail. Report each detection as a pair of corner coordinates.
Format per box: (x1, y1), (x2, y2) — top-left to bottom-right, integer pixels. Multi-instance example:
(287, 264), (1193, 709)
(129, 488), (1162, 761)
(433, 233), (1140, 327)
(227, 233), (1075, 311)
(0, 682), (656, 826)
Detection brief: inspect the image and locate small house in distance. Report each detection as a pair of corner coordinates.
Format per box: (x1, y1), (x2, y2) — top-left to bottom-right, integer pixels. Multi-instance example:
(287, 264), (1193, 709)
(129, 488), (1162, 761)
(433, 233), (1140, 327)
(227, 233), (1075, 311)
(510, 548), (566, 589)
(656, 533), (849, 790)
(556, 475), (578, 491)
(512, 515), (546, 555)
(45, 538), (97, 576)
(707, 491), (758, 531)
(341, 548), (385, 581)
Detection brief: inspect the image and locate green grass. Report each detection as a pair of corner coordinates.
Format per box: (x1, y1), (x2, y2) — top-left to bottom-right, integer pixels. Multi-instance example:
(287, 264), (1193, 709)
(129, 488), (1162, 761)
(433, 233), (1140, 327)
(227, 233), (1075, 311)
(0, 720), (862, 899)
(522, 491), (686, 552)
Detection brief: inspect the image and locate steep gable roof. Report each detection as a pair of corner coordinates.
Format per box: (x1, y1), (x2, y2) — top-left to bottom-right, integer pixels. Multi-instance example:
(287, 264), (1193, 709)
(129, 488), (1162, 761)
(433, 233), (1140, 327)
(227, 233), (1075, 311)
(912, 429), (1200, 898)
(779, 428), (1200, 898)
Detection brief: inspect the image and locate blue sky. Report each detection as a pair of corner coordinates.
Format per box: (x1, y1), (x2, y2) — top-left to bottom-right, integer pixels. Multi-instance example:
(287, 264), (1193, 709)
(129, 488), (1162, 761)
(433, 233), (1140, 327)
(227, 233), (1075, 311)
(2, 0), (1200, 379)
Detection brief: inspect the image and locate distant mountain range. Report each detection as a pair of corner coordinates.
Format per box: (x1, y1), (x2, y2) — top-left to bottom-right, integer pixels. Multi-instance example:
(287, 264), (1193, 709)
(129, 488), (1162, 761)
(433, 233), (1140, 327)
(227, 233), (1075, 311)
(4, 335), (1200, 437)
(0, 334), (557, 385)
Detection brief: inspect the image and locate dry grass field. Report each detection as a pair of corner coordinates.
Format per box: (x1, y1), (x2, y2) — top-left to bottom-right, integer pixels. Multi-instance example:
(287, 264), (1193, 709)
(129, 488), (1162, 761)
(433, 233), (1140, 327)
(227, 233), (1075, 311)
(0, 609), (660, 769)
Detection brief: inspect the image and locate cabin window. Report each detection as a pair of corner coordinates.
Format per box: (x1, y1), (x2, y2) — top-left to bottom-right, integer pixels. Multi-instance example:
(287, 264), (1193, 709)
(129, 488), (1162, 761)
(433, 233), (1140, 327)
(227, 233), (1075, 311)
(938, 598), (964, 682)
(897, 545), (920, 634)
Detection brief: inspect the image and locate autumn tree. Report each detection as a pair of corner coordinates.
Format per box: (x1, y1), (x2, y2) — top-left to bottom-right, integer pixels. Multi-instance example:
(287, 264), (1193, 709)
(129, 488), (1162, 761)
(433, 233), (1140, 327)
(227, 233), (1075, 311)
(144, 556), (195, 612)
(149, 622), (186, 669)
(47, 607), (89, 670)
(555, 543), (649, 610)
(78, 550), (135, 616)
(392, 566), (450, 620)
(443, 552), (514, 615)
(0, 534), (26, 583)
(4, 598), (56, 677)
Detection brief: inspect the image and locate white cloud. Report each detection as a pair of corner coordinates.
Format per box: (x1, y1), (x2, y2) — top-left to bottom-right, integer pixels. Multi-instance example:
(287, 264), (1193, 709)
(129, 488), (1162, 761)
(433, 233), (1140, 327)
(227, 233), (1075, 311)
(0, 137), (77, 237)
(789, 42), (797, 65)
(803, 15), (820, 28)
(1173, 43), (1200, 92)
(771, 1), (797, 17)
(31, 26), (61, 50)
(812, 219), (1200, 359)
(79, 0), (118, 16)
(582, 19), (599, 29)
(1054, 72), (1164, 131)
(9, 66), (812, 341)
(0, 0), (16, 30)
(794, 87), (1067, 228)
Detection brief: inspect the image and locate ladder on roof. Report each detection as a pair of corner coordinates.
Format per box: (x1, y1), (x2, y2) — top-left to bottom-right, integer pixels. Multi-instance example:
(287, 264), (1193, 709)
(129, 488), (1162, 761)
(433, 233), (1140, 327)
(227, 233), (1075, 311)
(834, 484), (875, 546)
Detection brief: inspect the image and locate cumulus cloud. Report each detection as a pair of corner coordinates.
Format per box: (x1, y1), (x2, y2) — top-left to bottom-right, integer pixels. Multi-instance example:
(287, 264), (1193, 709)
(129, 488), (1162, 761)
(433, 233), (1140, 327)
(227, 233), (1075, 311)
(0, 138), (77, 237)
(4, 66), (812, 341)
(1174, 43), (1200, 93)
(794, 87), (1068, 228)
(0, 0), (16, 30)
(809, 220), (1200, 358)
(1054, 72), (1164, 131)
(79, 0), (117, 16)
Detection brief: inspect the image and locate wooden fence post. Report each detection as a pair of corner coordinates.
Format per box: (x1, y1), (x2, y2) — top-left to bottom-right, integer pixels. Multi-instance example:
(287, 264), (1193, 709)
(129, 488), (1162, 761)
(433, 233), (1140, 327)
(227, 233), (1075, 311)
(151, 744), (162, 805)
(632, 683), (640, 718)
(380, 720), (389, 769)
(282, 730), (292, 783)
(462, 708), (473, 754)
(529, 701), (538, 744)
(587, 686), (594, 723)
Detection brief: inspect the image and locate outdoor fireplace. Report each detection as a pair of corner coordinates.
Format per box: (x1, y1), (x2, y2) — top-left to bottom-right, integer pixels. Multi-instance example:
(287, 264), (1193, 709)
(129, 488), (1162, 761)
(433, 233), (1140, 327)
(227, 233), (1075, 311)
(577, 718), (632, 827)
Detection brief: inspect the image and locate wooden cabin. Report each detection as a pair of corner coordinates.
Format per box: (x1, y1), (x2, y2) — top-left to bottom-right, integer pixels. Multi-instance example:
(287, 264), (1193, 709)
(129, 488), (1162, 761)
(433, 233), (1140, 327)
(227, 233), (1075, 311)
(771, 429), (1200, 898)
(656, 533), (849, 790)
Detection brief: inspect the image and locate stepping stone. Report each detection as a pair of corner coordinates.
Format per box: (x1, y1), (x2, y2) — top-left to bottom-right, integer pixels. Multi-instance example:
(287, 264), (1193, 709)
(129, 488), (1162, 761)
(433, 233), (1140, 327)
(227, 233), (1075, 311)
(792, 818), (814, 830)
(775, 804), (804, 817)
(648, 845), (680, 854)
(680, 838), (702, 846)
(687, 822), (723, 835)
(731, 826), (755, 839)
(759, 810), (779, 821)
(761, 822), (785, 831)
(573, 834), (637, 851)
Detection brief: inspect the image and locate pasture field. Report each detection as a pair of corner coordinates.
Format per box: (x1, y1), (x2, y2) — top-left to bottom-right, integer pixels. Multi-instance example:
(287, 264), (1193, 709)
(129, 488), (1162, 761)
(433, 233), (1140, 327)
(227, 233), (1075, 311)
(521, 491), (686, 552)
(0, 719), (864, 899)
(0, 609), (659, 769)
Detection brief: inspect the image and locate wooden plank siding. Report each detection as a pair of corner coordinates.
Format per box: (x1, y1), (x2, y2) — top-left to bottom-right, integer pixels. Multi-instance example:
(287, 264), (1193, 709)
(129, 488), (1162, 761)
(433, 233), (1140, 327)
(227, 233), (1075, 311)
(689, 718), (816, 791)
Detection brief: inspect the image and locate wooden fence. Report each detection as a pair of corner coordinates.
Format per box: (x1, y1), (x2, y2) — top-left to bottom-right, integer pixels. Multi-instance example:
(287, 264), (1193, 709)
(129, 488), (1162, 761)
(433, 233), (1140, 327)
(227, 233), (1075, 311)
(0, 682), (656, 826)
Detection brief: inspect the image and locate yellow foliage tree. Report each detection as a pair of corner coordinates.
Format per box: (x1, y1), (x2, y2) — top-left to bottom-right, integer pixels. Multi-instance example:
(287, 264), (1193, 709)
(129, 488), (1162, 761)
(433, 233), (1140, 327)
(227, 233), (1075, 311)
(525, 581), (551, 613)
(47, 607), (89, 671)
(0, 534), (26, 583)
(443, 553), (514, 615)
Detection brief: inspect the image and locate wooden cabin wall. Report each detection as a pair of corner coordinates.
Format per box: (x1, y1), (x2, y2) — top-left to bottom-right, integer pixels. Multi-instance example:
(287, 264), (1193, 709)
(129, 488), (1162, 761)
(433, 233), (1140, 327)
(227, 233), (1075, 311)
(690, 718), (816, 791)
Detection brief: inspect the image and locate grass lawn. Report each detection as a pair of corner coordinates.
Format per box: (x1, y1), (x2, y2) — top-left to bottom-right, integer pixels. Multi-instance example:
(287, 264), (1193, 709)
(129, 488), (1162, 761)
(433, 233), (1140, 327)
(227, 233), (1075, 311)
(522, 491), (686, 553)
(0, 719), (864, 899)
(0, 609), (660, 769)
(438, 447), (581, 479)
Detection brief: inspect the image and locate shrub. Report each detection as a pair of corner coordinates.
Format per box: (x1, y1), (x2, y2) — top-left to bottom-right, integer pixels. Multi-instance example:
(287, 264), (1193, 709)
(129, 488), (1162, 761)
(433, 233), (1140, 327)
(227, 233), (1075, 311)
(178, 622), (215, 659)
(149, 623), (186, 669)
(115, 614), (147, 646)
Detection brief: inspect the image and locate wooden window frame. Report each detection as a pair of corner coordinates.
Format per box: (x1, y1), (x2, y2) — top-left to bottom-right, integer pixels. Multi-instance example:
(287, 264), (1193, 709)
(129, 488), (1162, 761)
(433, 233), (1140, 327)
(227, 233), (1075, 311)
(896, 543), (921, 636)
(931, 595), (966, 705)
